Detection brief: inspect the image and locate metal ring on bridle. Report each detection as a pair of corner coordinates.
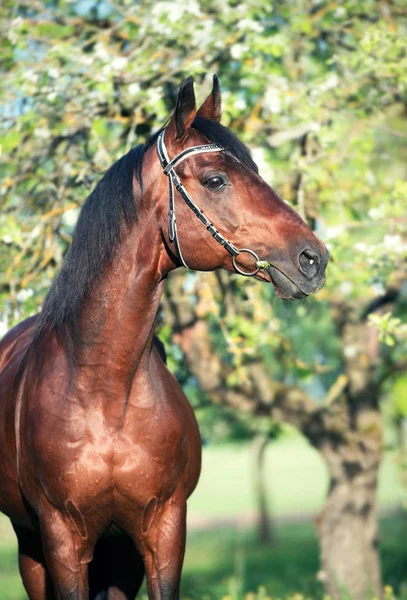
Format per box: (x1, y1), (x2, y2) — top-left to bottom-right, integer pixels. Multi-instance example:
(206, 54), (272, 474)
(232, 248), (261, 277)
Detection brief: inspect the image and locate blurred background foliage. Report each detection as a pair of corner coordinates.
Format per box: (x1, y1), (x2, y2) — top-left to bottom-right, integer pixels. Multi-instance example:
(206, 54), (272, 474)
(0, 0), (407, 599)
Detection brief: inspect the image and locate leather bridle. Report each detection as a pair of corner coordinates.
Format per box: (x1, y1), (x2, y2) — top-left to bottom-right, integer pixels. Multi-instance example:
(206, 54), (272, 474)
(156, 130), (272, 277)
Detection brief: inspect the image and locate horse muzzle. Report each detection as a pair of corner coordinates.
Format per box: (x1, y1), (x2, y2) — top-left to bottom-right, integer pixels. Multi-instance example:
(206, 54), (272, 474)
(265, 243), (329, 300)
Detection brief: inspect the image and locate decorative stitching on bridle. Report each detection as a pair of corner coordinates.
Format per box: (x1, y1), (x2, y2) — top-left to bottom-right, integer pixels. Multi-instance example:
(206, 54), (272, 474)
(156, 130), (272, 276)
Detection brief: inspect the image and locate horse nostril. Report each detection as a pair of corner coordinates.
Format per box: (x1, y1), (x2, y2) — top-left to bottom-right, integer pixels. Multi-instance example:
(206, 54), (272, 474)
(298, 249), (320, 279)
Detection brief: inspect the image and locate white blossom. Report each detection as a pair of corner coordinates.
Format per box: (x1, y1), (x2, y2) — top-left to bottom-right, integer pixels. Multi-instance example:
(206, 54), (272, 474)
(236, 19), (264, 33)
(368, 205), (385, 219)
(80, 54), (94, 66)
(344, 345), (358, 358)
(16, 288), (33, 302)
(94, 43), (110, 62)
(30, 226), (41, 239)
(230, 44), (247, 60)
(0, 321), (8, 338)
(234, 98), (246, 110)
(193, 20), (215, 46)
(48, 67), (60, 78)
(324, 225), (345, 239)
(320, 73), (339, 91)
(152, 0), (201, 22)
(128, 82), (140, 96)
(25, 71), (39, 84)
(147, 87), (162, 106)
(365, 170), (376, 185)
(335, 7), (347, 17)
(383, 234), (404, 252)
(62, 163), (73, 176)
(7, 17), (23, 45)
(263, 87), (282, 114)
(251, 147), (274, 183)
(355, 242), (369, 253)
(35, 127), (51, 139)
(62, 209), (79, 227)
(111, 56), (128, 72)
(371, 282), (385, 295)
(340, 281), (353, 296)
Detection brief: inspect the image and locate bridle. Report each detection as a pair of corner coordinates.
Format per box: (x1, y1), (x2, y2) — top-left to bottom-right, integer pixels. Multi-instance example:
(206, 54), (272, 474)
(156, 130), (272, 277)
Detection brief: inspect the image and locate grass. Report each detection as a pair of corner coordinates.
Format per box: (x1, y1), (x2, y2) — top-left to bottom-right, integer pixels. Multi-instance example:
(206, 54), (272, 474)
(0, 436), (405, 599)
(188, 436), (404, 520)
(182, 520), (323, 599)
(181, 516), (407, 600)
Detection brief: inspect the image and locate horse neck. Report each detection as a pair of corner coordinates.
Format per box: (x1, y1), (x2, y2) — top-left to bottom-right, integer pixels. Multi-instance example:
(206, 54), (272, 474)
(70, 218), (169, 406)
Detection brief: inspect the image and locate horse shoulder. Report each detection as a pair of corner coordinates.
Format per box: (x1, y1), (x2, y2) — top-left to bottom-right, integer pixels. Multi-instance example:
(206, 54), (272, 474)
(0, 316), (39, 527)
(150, 341), (202, 498)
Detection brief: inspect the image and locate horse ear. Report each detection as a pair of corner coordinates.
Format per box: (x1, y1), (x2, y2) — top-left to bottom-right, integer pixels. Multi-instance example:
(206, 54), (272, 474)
(167, 77), (197, 141)
(196, 75), (221, 122)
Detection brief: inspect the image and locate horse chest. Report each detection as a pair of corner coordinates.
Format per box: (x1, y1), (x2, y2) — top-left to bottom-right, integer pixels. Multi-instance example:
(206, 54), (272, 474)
(13, 341), (201, 538)
(111, 401), (190, 503)
(27, 398), (189, 510)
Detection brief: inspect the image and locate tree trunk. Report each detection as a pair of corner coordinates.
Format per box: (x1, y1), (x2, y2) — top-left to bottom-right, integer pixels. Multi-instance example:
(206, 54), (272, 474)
(253, 433), (276, 544)
(313, 407), (383, 600)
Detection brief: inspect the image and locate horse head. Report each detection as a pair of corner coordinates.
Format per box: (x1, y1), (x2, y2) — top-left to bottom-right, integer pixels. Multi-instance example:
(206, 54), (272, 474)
(144, 76), (328, 299)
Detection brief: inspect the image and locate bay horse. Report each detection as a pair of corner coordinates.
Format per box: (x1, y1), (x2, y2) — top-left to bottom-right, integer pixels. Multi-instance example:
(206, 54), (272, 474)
(0, 76), (328, 600)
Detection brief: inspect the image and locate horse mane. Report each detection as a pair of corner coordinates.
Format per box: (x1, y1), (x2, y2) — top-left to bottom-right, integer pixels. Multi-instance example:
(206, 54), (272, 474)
(32, 144), (145, 353)
(31, 117), (257, 356)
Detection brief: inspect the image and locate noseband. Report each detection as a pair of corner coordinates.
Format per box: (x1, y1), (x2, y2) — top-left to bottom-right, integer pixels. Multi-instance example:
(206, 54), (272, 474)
(156, 131), (272, 276)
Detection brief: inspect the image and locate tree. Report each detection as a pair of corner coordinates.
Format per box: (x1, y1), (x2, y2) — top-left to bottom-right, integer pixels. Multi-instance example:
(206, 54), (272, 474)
(162, 267), (406, 599)
(1, 1), (406, 598)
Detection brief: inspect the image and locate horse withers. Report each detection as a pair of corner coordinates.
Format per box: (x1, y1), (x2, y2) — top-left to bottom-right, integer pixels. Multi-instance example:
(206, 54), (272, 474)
(0, 77), (328, 600)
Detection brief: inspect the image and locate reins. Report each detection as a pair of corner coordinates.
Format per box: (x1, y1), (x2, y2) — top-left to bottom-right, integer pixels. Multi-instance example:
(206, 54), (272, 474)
(156, 130), (272, 277)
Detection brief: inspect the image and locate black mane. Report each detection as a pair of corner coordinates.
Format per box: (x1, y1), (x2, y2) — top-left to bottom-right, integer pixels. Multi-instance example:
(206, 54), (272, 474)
(32, 117), (257, 350)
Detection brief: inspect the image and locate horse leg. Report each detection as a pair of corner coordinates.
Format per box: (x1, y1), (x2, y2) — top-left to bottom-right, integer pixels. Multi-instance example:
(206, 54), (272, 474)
(88, 536), (145, 600)
(12, 523), (55, 600)
(136, 487), (186, 600)
(39, 506), (92, 600)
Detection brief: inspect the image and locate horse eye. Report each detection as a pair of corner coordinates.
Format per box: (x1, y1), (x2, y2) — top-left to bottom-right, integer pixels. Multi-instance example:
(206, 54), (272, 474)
(204, 175), (227, 190)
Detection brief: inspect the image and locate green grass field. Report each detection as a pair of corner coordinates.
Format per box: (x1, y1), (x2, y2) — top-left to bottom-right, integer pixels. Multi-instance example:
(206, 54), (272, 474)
(188, 436), (404, 520)
(0, 436), (405, 599)
(182, 516), (407, 600)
